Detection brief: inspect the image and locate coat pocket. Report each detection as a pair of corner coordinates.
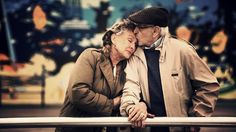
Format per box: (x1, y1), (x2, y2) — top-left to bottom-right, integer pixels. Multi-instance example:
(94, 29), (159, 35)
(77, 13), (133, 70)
(171, 68), (190, 116)
(171, 68), (183, 93)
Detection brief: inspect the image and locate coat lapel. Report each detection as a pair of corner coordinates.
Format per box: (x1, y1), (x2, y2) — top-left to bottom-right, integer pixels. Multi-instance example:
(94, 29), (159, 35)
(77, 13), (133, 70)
(113, 64), (123, 96)
(99, 58), (115, 95)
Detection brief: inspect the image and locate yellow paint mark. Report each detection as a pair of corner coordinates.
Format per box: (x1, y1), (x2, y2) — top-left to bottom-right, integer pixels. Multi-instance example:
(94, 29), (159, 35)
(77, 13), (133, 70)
(33, 5), (47, 30)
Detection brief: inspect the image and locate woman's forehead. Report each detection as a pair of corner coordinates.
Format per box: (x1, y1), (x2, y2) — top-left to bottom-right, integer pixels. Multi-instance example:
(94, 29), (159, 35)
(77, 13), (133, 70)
(119, 30), (135, 37)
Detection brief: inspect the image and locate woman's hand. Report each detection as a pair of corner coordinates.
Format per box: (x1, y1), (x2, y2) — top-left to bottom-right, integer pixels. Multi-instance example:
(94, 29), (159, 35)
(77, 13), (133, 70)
(113, 96), (121, 110)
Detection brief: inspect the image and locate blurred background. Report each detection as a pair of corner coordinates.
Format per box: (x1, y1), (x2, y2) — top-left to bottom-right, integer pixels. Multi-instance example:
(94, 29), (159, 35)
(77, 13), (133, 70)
(0, 0), (235, 131)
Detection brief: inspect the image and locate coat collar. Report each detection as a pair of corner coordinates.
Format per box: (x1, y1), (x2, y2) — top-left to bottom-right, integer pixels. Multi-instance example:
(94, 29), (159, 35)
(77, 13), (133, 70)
(133, 33), (170, 64)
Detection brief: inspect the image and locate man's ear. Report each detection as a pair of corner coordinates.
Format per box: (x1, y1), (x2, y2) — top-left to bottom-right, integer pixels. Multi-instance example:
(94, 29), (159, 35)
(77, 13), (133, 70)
(153, 26), (161, 37)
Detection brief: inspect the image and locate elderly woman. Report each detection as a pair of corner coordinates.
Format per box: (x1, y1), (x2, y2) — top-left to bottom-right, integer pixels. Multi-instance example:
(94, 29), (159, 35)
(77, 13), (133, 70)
(56, 20), (137, 132)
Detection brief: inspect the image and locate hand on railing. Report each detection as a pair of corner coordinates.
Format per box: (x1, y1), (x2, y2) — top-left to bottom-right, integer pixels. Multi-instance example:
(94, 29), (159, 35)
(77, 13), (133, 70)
(128, 102), (155, 128)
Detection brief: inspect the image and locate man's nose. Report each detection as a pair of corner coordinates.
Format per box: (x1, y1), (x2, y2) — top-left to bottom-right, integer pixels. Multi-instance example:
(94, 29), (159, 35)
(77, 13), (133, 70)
(134, 27), (139, 34)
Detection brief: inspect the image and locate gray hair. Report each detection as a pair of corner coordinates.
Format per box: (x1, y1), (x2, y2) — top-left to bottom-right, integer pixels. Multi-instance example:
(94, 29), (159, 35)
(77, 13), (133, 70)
(160, 26), (169, 36)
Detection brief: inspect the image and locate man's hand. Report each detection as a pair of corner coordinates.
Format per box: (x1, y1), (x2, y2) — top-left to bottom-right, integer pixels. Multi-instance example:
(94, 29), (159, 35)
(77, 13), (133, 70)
(128, 102), (155, 128)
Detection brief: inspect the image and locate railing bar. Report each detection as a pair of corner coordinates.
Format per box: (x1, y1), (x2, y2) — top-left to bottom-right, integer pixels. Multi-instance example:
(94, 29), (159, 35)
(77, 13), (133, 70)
(0, 117), (236, 128)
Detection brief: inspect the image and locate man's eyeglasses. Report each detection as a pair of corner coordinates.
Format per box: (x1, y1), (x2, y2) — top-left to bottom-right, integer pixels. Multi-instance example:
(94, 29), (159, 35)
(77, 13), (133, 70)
(136, 24), (154, 29)
(127, 19), (154, 29)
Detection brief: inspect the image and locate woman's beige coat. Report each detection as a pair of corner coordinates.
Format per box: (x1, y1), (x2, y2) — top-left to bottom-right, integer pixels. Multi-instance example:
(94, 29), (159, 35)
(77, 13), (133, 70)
(57, 48), (125, 132)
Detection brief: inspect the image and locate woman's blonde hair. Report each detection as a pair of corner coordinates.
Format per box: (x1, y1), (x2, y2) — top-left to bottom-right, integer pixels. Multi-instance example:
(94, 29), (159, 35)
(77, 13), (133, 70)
(102, 19), (135, 57)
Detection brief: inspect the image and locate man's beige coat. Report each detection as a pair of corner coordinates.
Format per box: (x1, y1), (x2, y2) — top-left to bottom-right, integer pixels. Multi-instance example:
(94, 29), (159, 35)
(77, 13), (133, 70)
(120, 34), (219, 132)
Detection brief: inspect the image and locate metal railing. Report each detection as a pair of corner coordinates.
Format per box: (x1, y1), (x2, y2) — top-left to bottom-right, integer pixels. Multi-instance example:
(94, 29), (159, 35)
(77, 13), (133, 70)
(0, 117), (236, 128)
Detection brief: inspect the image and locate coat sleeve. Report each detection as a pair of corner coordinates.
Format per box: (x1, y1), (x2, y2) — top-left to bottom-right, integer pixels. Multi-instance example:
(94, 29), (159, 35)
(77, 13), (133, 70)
(67, 49), (113, 116)
(120, 57), (141, 116)
(183, 45), (220, 117)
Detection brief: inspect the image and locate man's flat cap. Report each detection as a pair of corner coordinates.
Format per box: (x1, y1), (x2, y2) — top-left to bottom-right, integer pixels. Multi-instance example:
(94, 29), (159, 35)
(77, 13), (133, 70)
(128, 6), (169, 27)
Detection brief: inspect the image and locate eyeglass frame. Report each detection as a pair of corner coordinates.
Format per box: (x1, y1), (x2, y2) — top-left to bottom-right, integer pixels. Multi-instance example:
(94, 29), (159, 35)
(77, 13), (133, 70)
(126, 19), (155, 29)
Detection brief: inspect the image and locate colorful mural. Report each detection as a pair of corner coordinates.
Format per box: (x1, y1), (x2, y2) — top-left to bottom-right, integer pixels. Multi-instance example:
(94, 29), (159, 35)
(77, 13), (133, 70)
(0, 0), (235, 105)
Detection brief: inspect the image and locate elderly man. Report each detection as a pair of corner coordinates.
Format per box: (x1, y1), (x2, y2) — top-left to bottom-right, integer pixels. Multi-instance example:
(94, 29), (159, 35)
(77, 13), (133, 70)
(120, 6), (220, 132)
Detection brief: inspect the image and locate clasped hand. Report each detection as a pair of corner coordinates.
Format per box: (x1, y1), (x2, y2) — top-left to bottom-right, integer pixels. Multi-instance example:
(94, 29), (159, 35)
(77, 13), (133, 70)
(128, 102), (155, 128)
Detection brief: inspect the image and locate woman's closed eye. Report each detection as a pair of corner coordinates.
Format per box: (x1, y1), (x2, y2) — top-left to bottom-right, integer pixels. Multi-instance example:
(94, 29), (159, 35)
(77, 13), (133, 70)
(128, 37), (136, 43)
(128, 38), (133, 43)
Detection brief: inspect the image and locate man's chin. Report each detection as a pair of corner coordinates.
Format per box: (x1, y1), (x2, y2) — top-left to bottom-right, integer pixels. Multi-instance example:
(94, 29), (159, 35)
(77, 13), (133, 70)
(138, 42), (146, 47)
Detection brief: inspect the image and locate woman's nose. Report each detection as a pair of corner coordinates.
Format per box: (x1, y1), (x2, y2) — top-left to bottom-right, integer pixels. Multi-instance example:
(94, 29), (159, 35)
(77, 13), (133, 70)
(130, 42), (136, 51)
